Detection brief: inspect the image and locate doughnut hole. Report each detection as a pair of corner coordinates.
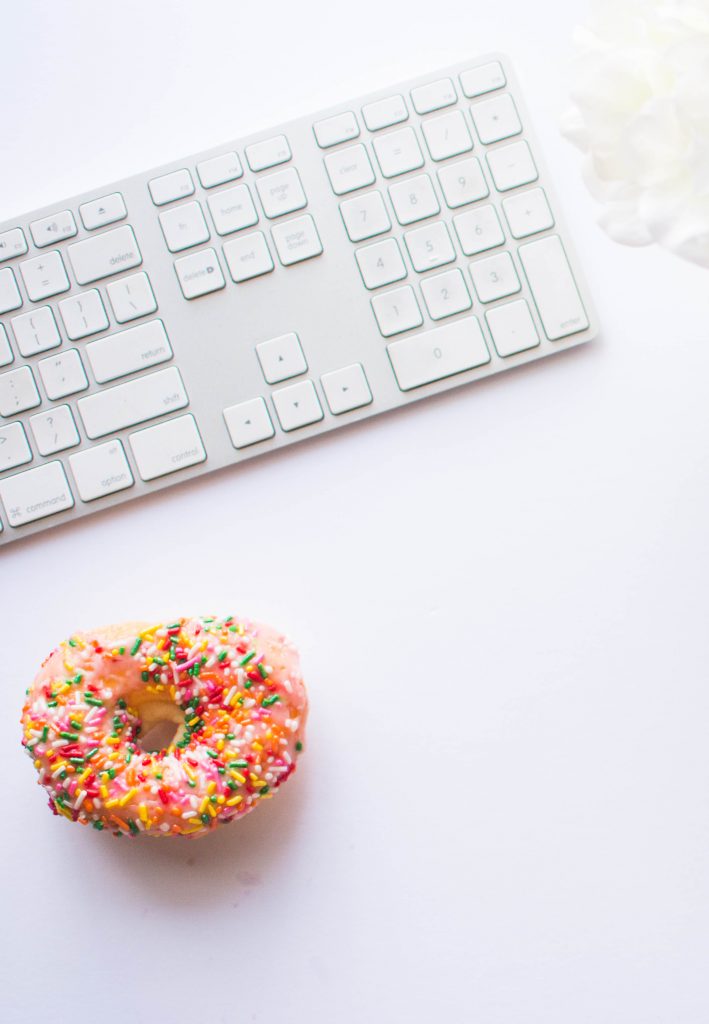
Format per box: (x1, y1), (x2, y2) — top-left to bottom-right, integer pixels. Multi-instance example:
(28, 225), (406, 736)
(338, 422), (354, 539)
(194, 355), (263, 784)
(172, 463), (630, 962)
(128, 694), (186, 754)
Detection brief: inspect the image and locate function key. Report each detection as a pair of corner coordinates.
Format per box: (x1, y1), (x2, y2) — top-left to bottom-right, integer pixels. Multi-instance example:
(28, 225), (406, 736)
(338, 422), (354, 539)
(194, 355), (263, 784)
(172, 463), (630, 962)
(410, 78), (457, 115)
(79, 193), (127, 231)
(30, 211), (77, 248)
(245, 135), (291, 172)
(148, 168), (195, 206)
(20, 251), (70, 302)
(460, 61), (506, 98)
(0, 267), (22, 314)
(313, 112), (359, 149)
(159, 201), (210, 253)
(362, 94), (408, 132)
(0, 228), (28, 263)
(197, 151), (243, 189)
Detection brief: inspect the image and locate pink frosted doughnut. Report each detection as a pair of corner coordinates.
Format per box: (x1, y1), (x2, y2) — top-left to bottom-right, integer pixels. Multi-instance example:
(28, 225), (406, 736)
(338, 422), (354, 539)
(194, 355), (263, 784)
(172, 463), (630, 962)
(21, 615), (308, 837)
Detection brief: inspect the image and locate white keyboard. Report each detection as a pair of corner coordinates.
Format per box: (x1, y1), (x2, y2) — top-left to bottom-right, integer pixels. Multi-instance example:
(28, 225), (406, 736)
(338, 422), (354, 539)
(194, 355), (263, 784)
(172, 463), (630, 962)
(0, 54), (597, 546)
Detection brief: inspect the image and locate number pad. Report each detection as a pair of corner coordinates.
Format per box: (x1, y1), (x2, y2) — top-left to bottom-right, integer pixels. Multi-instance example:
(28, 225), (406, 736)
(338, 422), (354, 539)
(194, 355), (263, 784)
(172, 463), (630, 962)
(404, 222), (455, 273)
(453, 204), (505, 256)
(468, 252), (520, 303)
(437, 157), (489, 209)
(373, 127), (424, 178)
(422, 111), (473, 162)
(340, 191), (391, 242)
(29, 405), (80, 456)
(420, 269), (472, 320)
(371, 285), (423, 337)
(470, 94), (522, 145)
(389, 174), (439, 226)
(355, 239), (406, 290)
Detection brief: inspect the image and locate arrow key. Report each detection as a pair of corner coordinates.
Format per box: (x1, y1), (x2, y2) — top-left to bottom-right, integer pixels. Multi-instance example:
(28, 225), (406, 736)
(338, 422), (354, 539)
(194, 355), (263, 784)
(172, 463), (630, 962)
(321, 363), (372, 415)
(272, 379), (323, 432)
(223, 397), (274, 449)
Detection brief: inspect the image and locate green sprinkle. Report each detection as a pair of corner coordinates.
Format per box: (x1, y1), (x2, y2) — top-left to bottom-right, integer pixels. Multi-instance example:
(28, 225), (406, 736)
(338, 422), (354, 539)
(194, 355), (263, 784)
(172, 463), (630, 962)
(141, 671), (149, 682)
(227, 780), (239, 791)
(230, 760), (249, 769)
(69, 719), (82, 730)
(218, 650), (229, 663)
(209, 794), (218, 804)
(125, 751), (132, 764)
(200, 813), (210, 825)
(73, 673), (83, 685)
(59, 770), (68, 781)
(243, 680), (252, 690)
(84, 695), (104, 707)
(187, 780), (196, 788)
(92, 820), (104, 830)
(118, 646), (125, 655)
(85, 747), (99, 761)
(257, 663), (268, 680)
(239, 651), (256, 667)
(106, 768), (116, 780)
(260, 786), (270, 795)
(218, 767), (226, 775)
(229, 626), (238, 633)
(47, 700), (58, 708)
(117, 698), (127, 709)
(59, 731), (79, 742)
(295, 741), (303, 752)
(153, 657), (166, 667)
(206, 749), (218, 759)
(225, 732), (235, 740)
(127, 819), (139, 835)
(262, 694), (280, 708)
(68, 638), (78, 648)
(69, 757), (85, 766)
(155, 773), (163, 781)
(41, 726), (48, 742)
(167, 622), (181, 630)
(130, 638), (142, 656)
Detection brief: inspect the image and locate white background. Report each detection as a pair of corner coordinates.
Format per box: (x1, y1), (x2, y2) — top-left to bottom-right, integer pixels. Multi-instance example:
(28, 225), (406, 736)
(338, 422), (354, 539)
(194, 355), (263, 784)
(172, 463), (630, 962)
(2, 1), (709, 1021)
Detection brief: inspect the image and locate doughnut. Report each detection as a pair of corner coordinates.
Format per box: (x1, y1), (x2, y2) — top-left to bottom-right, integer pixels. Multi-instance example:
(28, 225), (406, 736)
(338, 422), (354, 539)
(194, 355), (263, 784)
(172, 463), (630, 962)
(21, 615), (307, 837)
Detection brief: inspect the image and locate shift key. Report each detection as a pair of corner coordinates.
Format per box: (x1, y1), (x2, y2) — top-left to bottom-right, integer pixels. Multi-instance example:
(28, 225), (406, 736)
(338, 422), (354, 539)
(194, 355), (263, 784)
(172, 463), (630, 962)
(68, 225), (142, 285)
(78, 367), (188, 439)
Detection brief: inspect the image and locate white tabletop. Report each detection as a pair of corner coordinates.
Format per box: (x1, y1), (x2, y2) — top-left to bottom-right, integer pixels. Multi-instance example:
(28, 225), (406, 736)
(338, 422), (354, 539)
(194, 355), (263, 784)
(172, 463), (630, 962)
(3, 2), (709, 1021)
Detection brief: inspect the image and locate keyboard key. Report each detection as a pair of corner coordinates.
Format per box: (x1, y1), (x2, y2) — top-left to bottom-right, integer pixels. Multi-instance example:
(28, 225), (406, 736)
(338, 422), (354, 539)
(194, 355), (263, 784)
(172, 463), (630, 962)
(460, 61), (507, 98)
(159, 201), (210, 253)
(324, 143), (376, 195)
(469, 251), (520, 303)
(422, 110), (473, 162)
(107, 272), (158, 323)
(340, 190), (391, 242)
(30, 210), (77, 248)
(0, 228), (28, 263)
(437, 157), (489, 208)
(223, 232), (274, 282)
(207, 185), (259, 236)
(371, 285), (423, 337)
(321, 363), (372, 415)
(453, 204), (505, 255)
(0, 422), (31, 471)
(245, 135), (291, 172)
(11, 307), (61, 357)
(518, 234), (589, 340)
(77, 366), (188, 439)
(223, 397), (274, 449)
(502, 187), (554, 239)
(420, 268), (472, 320)
(271, 215), (323, 266)
(29, 405), (80, 455)
(86, 320), (173, 383)
(0, 366), (40, 415)
(19, 251), (70, 302)
(69, 440), (134, 502)
(37, 349), (88, 400)
(272, 379), (324, 431)
(0, 268), (22, 314)
(79, 193), (127, 231)
(58, 289), (109, 340)
(256, 168), (307, 219)
(373, 127), (424, 178)
(129, 414), (206, 481)
(0, 460), (73, 526)
(256, 332), (307, 384)
(486, 299), (540, 357)
(387, 315), (490, 390)
(197, 152), (243, 189)
(388, 174), (439, 226)
(355, 238), (406, 290)
(486, 140), (538, 192)
(411, 78), (457, 114)
(404, 221), (455, 272)
(174, 247), (226, 298)
(471, 94), (522, 144)
(0, 325), (12, 367)
(68, 226), (142, 285)
(313, 112), (359, 148)
(148, 168), (195, 206)
(362, 94), (408, 131)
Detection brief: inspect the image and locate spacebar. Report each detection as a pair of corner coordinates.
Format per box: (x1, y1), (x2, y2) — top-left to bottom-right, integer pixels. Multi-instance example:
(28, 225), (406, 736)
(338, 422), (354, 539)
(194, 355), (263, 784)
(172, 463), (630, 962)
(387, 316), (490, 392)
(77, 367), (188, 439)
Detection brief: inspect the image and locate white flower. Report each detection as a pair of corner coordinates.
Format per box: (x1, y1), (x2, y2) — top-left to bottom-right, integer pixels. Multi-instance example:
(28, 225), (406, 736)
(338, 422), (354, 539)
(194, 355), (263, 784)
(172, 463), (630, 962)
(562, 0), (709, 266)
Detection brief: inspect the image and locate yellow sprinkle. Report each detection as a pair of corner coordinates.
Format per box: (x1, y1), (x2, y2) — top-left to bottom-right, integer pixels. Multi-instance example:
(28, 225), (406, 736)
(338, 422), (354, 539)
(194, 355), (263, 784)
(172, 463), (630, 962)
(252, 742), (263, 752)
(188, 717), (199, 727)
(119, 787), (137, 807)
(226, 795), (243, 807)
(216, 739), (224, 751)
(108, 751), (119, 761)
(139, 804), (148, 823)
(33, 759), (41, 770)
(206, 781), (216, 795)
(230, 771), (246, 785)
(252, 779), (267, 789)
(216, 794), (225, 805)
(79, 767), (91, 784)
(100, 785), (108, 799)
(207, 803), (217, 817)
(104, 798), (119, 809)
(199, 797), (209, 815)
(183, 766), (195, 782)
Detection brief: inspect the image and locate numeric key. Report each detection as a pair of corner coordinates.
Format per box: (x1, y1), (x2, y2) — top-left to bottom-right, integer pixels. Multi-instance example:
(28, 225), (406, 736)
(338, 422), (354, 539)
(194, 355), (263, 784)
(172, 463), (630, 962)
(420, 269), (472, 320)
(437, 157), (489, 209)
(371, 285), (423, 337)
(471, 94), (522, 144)
(453, 204), (505, 255)
(404, 222), (455, 273)
(355, 239), (406, 290)
(469, 252), (521, 303)
(389, 174), (439, 226)
(340, 191), (391, 242)
(487, 140), (538, 192)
